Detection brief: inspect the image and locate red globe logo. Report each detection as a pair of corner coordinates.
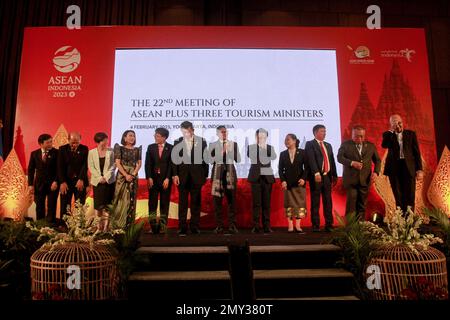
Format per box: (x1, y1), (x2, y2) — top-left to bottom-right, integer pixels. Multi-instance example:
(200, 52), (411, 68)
(53, 46), (81, 73)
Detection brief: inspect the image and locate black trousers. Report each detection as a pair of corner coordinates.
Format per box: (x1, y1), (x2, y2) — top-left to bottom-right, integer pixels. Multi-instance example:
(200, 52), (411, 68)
(310, 174), (333, 228)
(213, 175), (237, 228)
(345, 184), (369, 219)
(60, 178), (86, 217)
(148, 174), (172, 221)
(389, 159), (416, 213)
(35, 184), (58, 222)
(251, 180), (273, 229)
(178, 175), (203, 231)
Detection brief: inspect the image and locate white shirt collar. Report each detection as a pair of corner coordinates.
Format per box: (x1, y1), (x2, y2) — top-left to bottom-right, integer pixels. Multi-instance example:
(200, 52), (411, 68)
(315, 139), (325, 144)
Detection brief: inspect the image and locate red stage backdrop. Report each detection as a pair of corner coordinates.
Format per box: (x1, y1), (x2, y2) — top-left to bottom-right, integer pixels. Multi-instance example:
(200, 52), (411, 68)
(14, 26), (436, 227)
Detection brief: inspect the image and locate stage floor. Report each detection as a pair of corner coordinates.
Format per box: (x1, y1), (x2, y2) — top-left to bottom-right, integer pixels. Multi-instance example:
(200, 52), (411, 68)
(139, 227), (333, 247)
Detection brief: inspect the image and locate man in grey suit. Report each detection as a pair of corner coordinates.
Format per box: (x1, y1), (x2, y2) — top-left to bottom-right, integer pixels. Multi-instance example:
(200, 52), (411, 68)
(338, 125), (381, 219)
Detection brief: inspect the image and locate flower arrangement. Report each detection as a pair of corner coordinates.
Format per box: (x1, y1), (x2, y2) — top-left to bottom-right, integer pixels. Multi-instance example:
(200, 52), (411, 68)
(400, 276), (448, 300)
(361, 207), (443, 254)
(332, 208), (447, 300)
(32, 284), (75, 300)
(424, 207), (450, 258)
(26, 200), (124, 250)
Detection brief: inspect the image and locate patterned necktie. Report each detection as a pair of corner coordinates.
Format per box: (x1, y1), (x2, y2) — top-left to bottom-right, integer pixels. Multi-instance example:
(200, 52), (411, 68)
(319, 141), (329, 173)
(42, 151), (48, 163)
(357, 144), (362, 156)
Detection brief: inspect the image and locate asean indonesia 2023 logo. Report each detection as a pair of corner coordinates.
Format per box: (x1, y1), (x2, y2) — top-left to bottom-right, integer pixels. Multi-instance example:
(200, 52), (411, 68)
(48, 46), (82, 98)
(53, 46), (81, 73)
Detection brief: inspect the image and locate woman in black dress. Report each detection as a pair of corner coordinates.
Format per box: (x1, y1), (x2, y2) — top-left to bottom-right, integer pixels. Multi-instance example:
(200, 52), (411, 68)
(278, 133), (308, 233)
(111, 130), (142, 229)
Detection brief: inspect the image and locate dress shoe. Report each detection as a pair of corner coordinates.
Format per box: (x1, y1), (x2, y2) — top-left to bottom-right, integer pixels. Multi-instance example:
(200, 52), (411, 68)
(190, 228), (201, 235)
(251, 226), (260, 233)
(324, 226), (334, 233)
(312, 227), (321, 233)
(178, 229), (187, 237)
(228, 224), (239, 234)
(214, 226), (224, 234)
(263, 227), (274, 234)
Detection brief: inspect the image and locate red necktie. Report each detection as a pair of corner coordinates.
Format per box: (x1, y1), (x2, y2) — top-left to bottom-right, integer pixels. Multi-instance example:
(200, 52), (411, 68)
(319, 141), (329, 173)
(42, 151), (48, 163)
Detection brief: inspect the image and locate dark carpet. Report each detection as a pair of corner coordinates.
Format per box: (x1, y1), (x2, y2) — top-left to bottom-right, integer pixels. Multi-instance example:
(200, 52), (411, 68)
(139, 227), (334, 247)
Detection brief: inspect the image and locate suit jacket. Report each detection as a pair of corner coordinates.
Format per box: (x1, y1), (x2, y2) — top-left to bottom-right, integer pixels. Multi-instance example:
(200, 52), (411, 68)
(57, 143), (89, 185)
(278, 148), (308, 189)
(337, 140), (381, 188)
(381, 129), (422, 177)
(27, 148), (59, 190)
(208, 140), (240, 181)
(145, 142), (173, 181)
(305, 139), (338, 181)
(88, 148), (116, 186)
(247, 144), (276, 184)
(171, 135), (209, 185)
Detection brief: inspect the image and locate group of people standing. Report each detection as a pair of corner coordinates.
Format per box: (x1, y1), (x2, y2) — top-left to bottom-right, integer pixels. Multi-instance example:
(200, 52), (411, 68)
(27, 130), (142, 231)
(27, 114), (423, 236)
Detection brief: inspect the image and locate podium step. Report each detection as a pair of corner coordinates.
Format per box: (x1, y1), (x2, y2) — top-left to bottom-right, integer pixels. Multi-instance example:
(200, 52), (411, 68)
(128, 243), (355, 300)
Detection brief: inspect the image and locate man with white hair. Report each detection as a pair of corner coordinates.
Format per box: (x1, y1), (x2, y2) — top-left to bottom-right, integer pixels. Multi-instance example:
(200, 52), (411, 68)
(382, 114), (423, 213)
(58, 132), (89, 217)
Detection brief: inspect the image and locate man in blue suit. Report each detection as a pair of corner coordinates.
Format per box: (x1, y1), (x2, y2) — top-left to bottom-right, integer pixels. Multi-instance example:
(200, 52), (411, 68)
(305, 124), (337, 232)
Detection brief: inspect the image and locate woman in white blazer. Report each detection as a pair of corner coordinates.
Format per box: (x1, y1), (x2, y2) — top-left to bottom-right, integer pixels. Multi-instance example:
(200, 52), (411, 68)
(88, 132), (116, 231)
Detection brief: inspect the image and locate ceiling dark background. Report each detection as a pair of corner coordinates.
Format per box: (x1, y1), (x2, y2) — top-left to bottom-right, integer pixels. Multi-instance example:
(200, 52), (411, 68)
(1, 0), (449, 157)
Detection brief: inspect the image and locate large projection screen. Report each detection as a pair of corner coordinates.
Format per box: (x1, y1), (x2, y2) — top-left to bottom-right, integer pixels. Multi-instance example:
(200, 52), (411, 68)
(112, 48), (341, 177)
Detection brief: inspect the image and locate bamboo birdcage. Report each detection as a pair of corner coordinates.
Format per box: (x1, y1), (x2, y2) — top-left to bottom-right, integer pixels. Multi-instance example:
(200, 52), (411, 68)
(30, 243), (118, 300)
(368, 245), (448, 300)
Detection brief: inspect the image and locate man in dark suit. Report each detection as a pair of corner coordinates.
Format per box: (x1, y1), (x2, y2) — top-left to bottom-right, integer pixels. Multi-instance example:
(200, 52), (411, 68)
(247, 128), (277, 233)
(209, 125), (241, 234)
(171, 121), (209, 236)
(305, 124), (338, 232)
(338, 125), (381, 219)
(58, 132), (89, 217)
(382, 114), (423, 212)
(145, 127), (173, 233)
(28, 134), (59, 222)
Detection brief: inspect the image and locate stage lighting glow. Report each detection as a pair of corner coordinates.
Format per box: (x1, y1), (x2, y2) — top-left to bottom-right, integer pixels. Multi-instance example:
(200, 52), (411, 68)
(427, 146), (450, 217)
